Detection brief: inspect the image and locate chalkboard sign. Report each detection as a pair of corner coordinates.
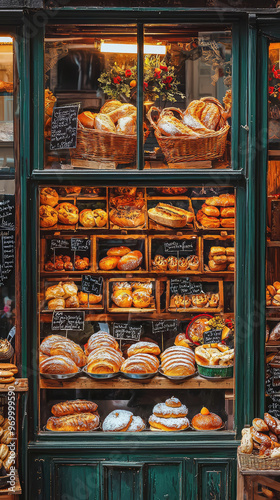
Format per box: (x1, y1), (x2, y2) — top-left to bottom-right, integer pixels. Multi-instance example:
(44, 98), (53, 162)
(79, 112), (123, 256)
(50, 105), (79, 150)
(170, 278), (204, 296)
(268, 395), (280, 419)
(81, 276), (103, 295)
(0, 196), (15, 287)
(51, 239), (70, 250)
(113, 323), (142, 341)
(203, 328), (223, 344)
(51, 311), (85, 331)
(152, 320), (177, 335)
(272, 368), (280, 379)
(71, 238), (91, 252)
(164, 240), (196, 255)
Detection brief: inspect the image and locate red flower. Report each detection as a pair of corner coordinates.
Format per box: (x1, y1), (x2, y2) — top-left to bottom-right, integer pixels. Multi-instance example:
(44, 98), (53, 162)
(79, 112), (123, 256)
(125, 69), (131, 77)
(143, 82), (148, 90)
(269, 86), (275, 95)
(154, 71), (161, 78)
(160, 65), (168, 71)
(165, 76), (173, 83)
(154, 67), (161, 74)
(113, 76), (121, 84)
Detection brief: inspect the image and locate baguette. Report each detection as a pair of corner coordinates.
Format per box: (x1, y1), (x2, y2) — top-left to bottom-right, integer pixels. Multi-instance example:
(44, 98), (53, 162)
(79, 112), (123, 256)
(46, 413), (100, 432)
(51, 400), (98, 417)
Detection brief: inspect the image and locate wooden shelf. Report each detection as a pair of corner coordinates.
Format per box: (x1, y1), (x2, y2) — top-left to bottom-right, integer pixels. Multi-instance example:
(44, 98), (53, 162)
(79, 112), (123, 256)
(0, 379), (28, 393)
(40, 375), (234, 390)
(267, 239), (280, 247)
(0, 470), (21, 495)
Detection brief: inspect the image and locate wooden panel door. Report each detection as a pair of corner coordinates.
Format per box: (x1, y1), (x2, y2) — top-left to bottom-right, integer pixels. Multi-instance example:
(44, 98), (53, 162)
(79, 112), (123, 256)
(101, 463), (144, 500)
(53, 461), (100, 500)
(194, 458), (236, 500)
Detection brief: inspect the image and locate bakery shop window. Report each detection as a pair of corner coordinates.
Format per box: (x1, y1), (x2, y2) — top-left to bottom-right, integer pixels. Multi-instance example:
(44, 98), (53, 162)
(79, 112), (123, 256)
(38, 184), (235, 433)
(0, 35), (14, 172)
(44, 25), (232, 170)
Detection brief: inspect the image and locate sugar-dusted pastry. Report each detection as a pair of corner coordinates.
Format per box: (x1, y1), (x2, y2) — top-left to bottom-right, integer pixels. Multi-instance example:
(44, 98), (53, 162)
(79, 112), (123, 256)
(102, 410), (133, 432)
(50, 340), (87, 367)
(153, 401), (188, 418)
(94, 113), (116, 133)
(149, 415), (190, 432)
(132, 289), (151, 308)
(121, 354), (159, 374)
(40, 335), (72, 355)
(127, 342), (160, 357)
(127, 416), (145, 432)
(40, 355), (79, 374)
(112, 289), (133, 308)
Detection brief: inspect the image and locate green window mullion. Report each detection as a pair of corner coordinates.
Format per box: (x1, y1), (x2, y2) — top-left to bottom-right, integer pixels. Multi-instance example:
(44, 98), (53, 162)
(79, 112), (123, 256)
(32, 25), (45, 171)
(137, 23), (144, 170)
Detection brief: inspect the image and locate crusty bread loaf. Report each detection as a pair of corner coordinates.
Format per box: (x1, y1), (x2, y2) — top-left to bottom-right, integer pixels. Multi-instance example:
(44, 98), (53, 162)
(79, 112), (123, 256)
(99, 256), (120, 270)
(40, 355), (79, 374)
(51, 400), (98, 417)
(110, 208), (145, 228)
(46, 413), (99, 431)
(112, 289), (133, 308)
(117, 251), (143, 271)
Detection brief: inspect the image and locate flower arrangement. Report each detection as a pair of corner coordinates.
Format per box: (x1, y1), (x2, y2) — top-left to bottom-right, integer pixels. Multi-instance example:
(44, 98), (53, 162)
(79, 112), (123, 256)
(269, 63), (280, 104)
(98, 55), (184, 103)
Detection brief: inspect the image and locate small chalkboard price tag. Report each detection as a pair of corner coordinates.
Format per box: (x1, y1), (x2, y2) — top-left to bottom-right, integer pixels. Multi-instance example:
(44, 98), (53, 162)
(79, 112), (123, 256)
(152, 320), (177, 335)
(170, 278), (204, 296)
(50, 105), (79, 150)
(81, 276), (103, 295)
(51, 311), (85, 331)
(203, 328), (223, 344)
(113, 323), (142, 341)
(71, 238), (91, 252)
(272, 368), (280, 379)
(51, 239), (70, 250)
(164, 240), (195, 255)
(268, 396), (280, 419)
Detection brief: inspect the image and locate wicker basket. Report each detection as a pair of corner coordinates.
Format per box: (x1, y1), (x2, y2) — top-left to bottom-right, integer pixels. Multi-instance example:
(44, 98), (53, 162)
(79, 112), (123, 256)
(238, 448), (280, 471)
(71, 126), (149, 164)
(147, 105), (230, 163)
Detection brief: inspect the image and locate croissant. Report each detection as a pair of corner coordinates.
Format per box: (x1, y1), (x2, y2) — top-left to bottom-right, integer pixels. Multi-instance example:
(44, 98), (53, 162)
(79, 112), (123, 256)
(40, 355), (79, 374)
(50, 341), (87, 368)
(40, 334), (71, 355)
(46, 413), (100, 432)
(87, 332), (119, 353)
(121, 354), (159, 374)
(87, 351), (122, 374)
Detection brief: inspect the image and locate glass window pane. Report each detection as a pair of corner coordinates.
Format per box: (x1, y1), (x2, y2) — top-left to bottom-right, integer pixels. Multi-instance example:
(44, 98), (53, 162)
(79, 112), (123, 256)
(0, 36), (14, 173)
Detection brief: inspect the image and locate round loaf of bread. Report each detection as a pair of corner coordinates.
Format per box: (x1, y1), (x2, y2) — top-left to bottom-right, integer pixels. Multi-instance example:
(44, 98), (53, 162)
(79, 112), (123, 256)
(39, 205), (58, 228)
(112, 289), (133, 308)
(117, 250), (143, 271)
(103, 410), (133, 432)
(201, 204), (220, 217)
(174, 333), (191, 348)
(149, 414), (189, 431)
(99, 256), (119, 270)
(40, 187), (58, 207)
(191, 410), (223, 430)
(79, 209), (96, 228)
(127, 342), (160, 357)
(56, 203), (79, 225)
(107, 246), (131, 257)
(132, 290), (151, 308)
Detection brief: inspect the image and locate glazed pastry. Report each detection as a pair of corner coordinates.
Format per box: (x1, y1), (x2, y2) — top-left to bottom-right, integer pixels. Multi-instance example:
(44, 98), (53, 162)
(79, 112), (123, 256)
(56, 203), (79, 225)
(252, 418), (269, 433)
(111, 289), (133, 308)
(40, 355), (79, 374)
(149, 414), (190, 431)
(201, 204), (220, 217)
(117, 251), (143, 271)
(188, 255), (199, 271)
(93, 209), (108, 228)
(45, 261), (55, 271)
(39, 205), (58, 228)
(110, 208), (145, 228)
(153, 402), (188, 418)
(191, 294), (209, 308)
(40, 187), (59, 207)
(99, 256), (120, 271)
(127, 416), (145, 432)
(127, 342), (160, 357)
(200, 101), (221, 130)
(65, 295), (79, 308)
(225, 247), (235, 256)
(103, 410), (133, 432)
(94, 113), (116, 133)
(195, 344), (234, 366)
(227, 263), (235, 271)
(167, 256), (178, 271)
(112, 282), (132, 292)
(196, 210), (220, 228)
(46, 413), (99, 432)
(51, 400), (98, 417)
(240, 431), (254, 454)
(48, 298), (65, 310)
(50, 341), (86, 368)
(112, 187), (137, 197)
(110, 194), (145, 210)
(205, 194), (235, 207)
(152, 255), (168, 271)
(121, 354), (159, 374)
(107, 246), (131, 257)
(191, 407), (223, 430)
(132, 290), (151, 308)
(40, 335), (72, 355)
(64, 262), (74, 271)
(55, 260), (64, 271)
(77, 292), (102, 305)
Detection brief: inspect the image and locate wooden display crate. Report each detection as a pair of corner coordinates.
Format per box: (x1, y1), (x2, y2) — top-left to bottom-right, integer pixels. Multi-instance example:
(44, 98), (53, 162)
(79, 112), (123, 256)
(95, 234), (148, 273)
(40, 234), (94, 274)
(108, 187), (147, 230)
(148, 235), (201, 274)
(191, 197), (235, 231)
(166, 278), (224, 313)
(107, 278), (157, 314)
(202, 235), (235, 274)
(147, 197), (195, 231)
(40, 277), (104, 313)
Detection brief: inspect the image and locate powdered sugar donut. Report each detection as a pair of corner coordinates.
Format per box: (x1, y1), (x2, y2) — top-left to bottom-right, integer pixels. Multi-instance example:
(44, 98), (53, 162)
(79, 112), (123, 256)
(127, 416), (145, 432)
(153, 402), (188, 418)
(149, 414), (190, 431)
(165, 397), (182, 408)
(102, 410), (133, 432)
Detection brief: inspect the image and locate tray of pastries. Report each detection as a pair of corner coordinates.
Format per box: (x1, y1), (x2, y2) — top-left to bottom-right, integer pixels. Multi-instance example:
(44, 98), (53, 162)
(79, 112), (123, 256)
(96, 236), (147, 273)
(41, 236), (91, 273)
(107, 279), (156, 313)
(203, 236), (235, 273)
(147, 198), (194, 230)
(41, 280), (103, 312)
(39, 335), (87, 378)
(167, 280), (223, 313)
(109, 187), (147, 230)
(194, 343), (234, 379)
(266, 281), (280, 307)
(149, 236), (200, 273)
(192, 193), (235, 230)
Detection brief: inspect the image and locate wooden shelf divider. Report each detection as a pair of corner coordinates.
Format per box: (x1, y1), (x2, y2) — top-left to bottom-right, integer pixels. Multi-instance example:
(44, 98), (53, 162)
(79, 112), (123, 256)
(0, 379), (28, 393)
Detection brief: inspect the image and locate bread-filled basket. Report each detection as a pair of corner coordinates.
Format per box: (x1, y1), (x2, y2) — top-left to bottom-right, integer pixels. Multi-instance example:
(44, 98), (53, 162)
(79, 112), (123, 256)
(238, 448), (280, 471)
(147, 96), (230, 164)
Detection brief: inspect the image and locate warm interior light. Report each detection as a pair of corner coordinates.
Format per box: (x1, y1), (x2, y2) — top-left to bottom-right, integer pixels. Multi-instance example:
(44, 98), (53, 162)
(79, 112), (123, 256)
(100, 42), (166, 55)
(0, 37), (13, 44)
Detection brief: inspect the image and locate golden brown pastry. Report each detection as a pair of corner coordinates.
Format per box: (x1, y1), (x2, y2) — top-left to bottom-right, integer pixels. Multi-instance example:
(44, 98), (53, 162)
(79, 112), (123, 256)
(121, 353), (159, 374)
(117, 251), (143, 271)
(127, 342), (160, 357)
(0, 444), (9, 461)
(77, 292), (102, 305)
(167, 256), (178, 271)
(227, 263), (235, 271)
(46, 413), (99, 432)
(56, 203), (79, 225)
(196, 210), (220, 228)
(99, 256), (120, 271)
(78, 111), (96, 128)
(152, 255), (168, 271)
(174, 333), (191, 348)
(51, 400), (98, 417)
(116, 115), (136, 135)
(209, 293), (219, 308)
(165, 396), (183, 408)
(40, 335), (72, 355)
(65, 295), (79, 308)
(0, 363), (17, 374)
(182, 100), (213, 134)
(210, 247), (226, 256)
(148, 203), (193, 228)
(87, 348), (123, 374)
(205, 194), (235, 207)
(220, 218), (235, 228)
(112, 282), (132, 292)
(191, 407), (223, 430)
(86, 332), (119, 353)
(156, 108), (198, 137)
(94, 113), (116, 133)
(40, 188), (59, 207)
(201, 204), (220, 217)
(209, 260), (227, 272)
(50, 341), (86, 368)
(48, 299), (65, 310)
(102, 410), (133, 432)
(45, 283), (65, 301)
(133, 282), (153, 294)
(64, 261), (74, 271)
(200, 102), (221, 130)
(274, 282), (280, 292)
(178, 257), (188, 272)
(75, 259), (89, 270)
(107, 104), (137, 123)
(45, 261), (55, 271)
(225, 247), (235, 256)
(112, 289), (133, 308)
(100, 100), (122, 114)
(132, 290), (151, 308)
(272, 294), (280, 306)
(212, 255), (227, 264)
(107, 246), (131, 257)
(40, 355), (79, 374)
(39, 205), (58, 228)
(62, 281), (78, 297)
(149, 414), (190, 431)
(110, 194), (145, 210)
(220, 207), (235, 218)
(188, 255), (199, 271)
(153, 401), (188, 418)
(191, 294), (208, 308)
(93, 209), (108, 228)
(110, 208), (145, 228)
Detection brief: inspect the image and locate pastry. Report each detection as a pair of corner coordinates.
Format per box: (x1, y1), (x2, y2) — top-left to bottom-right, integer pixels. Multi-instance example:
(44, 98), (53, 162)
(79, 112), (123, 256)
(225, 247), (235, 256)
(62, 281), (78, 298)
(48, 298), (65, 310)
(272, 294), (280, 306)
(174, 333), (191, 348)
(77, 292), (102, 305)
(99, 256), (120, 270)
(110, 208), (145, 228)
(0, 364), (17, 374)
(107, 246), (131, 257)
(269, 323), (280, 341)
(132, 290), (151, 308)
(191, 294), (208, 308)
(201, 204), (220, 217)
(65, 295), (79, 308)
(56, 203), (79, 225)
(121, 354), (159, 374)
(149, 414), (190, 431)
(208, 260), (227, 272)
(40, 335), (72, 355)
(227, 263), (235, 271)
(87, 348), (123, 374)
(0, 444), (9, 461)
(94, 113), (116, 133)
(153, 402), (188, 418)
(155, 187), (187, 195)
(74, 259), (88, 270)
(132, 282), (153, 294)
(165, 397), (182, 408)
(112, 282), (132, 292)
(253, 418), (269, 433)
(107, 103), (137, 123)
(148, 203), (193, 228)
(50, 341), (86, 367)
(111, 289), (133, 308)
(78, 111), (96, 128)
(173, 295), (192, 308)
(93, 209), (108, 227)
(39, 205), (58, 228)
(240, 431), (254, 454)
(205, 194), (235, 207)
(161, 359), (196, 377)
(51, 400), (98, 417)
(191, 407), (223, 430)
(40, 355), (79, 374)
(213, 255), (227, 264)
(220, 207), (235, 218)
(87, 332), (119, 353)
(152, 255), (168, 271)
(103, 410), (133, 432)
(113, 187), (137, 197)
(79, 209), (96, 228)
(45, 284), (65, 302)
(160, 346), (195, 363)
(209, 293), (219, 308)
(127, 342), (160, 357)
(3, 453), (14, 472)
(54, 260), (64, 271)
(45, 261), (55, 271)
(40, 187), (58, 207)
(116, 115), (136, 135)
(195, 344), (234, 366)
(167, 256), (178, 271)
(274, 282), (280, 291)
(220, 218), (234, 228)
(196, 210), (220, 228)
(64, 262), (74, 271)
(188, 255), (199, 270)
(46, 413), (99, 432)
(178, 257), (188, 272)
(117, 251), (143, 271)
(110, 194), (144, 210)
(210, 247), (226, 256)
(127, 416), (145, 432)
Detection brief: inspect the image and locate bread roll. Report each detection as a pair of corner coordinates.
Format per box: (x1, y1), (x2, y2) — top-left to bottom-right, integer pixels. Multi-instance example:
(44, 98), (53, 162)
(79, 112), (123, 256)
(127, 342), (160, 357)
(99, 256), (120, 270)
(225, 247), (235, 256)
(40, 355), (79, 374)
(45, 282), (65, 300)
(46, 413), (99, 432)
(0, 444), (9, 461)
(50, 341), (86, 368)
(210, 247), (225, 256)
(77, 292), (102, 305)
(209, 260), (227, 271)
(65, 295), (79, 308)
(116, 115), (136, 135)
(39, 205), (58, 228)
(132, 282), (153, 294)
(40, 188), (58, 207)
(107, 104), (137, 123)
(213, 254), (227, 264)
(100, 100), (122, 114)
(87, 349), (122, 374)
(113, 282), (132, 292)
(48, 298), (65, 310)
(220, 207), (235, 218)
(111, 289), (133, 308)
(110, 208), (145, 228)
(188, 255), (199, 270)
(107, 246), (131, 257)
(201, 204), (220, 217)
(56, 203), (79, 225)
(94, 113), (116, 133)
(51, 400), (98, 417)
(221, 218), (234, 228)
(228, 263), (235, 271)
(132, 290), (151, 308)
(78, 111), (96, 128)
(87, 332), (119, 353)
(117, 251), (143, 271)
(62, 281), (78, 298)
(93, 209), (108, 228)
